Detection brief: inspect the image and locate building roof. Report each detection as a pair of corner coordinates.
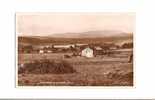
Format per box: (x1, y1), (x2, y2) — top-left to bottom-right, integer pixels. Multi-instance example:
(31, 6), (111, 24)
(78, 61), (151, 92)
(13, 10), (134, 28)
(94, 46), (102, 50)
(53, 44), (75, 48)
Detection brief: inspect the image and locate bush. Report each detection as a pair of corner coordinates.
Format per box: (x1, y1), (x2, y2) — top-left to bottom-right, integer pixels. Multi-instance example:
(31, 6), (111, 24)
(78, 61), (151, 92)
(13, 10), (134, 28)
(122, 42), (133, 48)
(18, 59), (76, 74)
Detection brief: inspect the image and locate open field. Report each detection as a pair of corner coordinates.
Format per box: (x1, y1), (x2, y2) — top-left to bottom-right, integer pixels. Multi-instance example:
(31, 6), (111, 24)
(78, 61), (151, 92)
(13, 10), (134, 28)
(18, 49), (133, 86)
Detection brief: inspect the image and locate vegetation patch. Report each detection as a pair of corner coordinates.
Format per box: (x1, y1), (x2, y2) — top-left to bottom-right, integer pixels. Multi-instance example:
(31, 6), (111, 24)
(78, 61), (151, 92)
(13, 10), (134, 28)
(18, 59), (76, 74)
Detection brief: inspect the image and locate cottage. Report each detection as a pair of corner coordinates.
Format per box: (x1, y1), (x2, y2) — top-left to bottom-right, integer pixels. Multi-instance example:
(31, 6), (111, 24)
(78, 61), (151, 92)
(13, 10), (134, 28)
(39, 50), (44, 54)
(81, 47), (94, 58)
(94, 46), (102, 51)
(75, 43), (88, 47)
(47, 50), (52, 53)
(53, 44), (75, 49)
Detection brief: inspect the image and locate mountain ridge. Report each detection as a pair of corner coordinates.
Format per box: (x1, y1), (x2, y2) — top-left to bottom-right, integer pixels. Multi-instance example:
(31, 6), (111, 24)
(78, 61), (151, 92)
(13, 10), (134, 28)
(48, 30), (132, 38)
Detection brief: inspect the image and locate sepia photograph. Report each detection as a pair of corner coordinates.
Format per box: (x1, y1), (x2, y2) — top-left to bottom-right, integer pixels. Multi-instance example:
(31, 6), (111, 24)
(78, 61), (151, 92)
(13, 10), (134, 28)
(16, 12), (134, 86)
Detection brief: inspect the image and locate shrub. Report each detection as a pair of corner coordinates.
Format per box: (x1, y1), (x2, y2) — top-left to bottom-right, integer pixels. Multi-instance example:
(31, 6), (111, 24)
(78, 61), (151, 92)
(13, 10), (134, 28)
(18, 59), (76, 74)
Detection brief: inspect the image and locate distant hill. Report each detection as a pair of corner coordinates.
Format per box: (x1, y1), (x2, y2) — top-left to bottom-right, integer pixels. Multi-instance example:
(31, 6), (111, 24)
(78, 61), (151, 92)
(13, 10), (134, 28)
(50, 30), (131, 38)
(18, 30), (133, 45)
(18, 36), (133, 46)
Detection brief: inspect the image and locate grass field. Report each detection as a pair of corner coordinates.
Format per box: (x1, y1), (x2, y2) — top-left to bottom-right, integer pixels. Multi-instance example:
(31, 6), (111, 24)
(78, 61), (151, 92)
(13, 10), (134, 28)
(18, 49), (133, 86)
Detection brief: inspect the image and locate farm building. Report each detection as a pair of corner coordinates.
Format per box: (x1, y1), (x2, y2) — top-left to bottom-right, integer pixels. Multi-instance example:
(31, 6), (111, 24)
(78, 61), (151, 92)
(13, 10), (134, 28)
(94, 46), (102, 51)
(53, 44), (75, 49)
(47, 50), (52, 53)
(94, 46), (103, 55)
(39, 49), (53, 54)
(75, 43), (88, 47)
(39, 50), (44, 54)
(81, 47), (94, 58)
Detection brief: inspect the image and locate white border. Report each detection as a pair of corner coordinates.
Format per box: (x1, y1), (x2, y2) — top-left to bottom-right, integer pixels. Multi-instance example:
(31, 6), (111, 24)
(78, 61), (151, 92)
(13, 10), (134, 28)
(0, 0), (155, 99)
(15, 12), (135, 89)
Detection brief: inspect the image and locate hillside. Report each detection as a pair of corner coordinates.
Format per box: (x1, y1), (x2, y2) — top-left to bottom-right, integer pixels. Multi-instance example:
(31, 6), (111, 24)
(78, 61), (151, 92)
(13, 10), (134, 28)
(18, 35), (133, 45)
(50, 30), (131, 38)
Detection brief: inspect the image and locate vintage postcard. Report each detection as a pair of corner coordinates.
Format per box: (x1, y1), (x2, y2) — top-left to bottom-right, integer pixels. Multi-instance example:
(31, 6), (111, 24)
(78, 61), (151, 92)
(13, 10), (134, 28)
(16, 12), (134, 86)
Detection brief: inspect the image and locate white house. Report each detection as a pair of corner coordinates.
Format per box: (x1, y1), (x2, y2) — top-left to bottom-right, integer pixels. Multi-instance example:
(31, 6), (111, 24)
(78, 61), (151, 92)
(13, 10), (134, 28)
(81, 47), (94, 58)
(39, 50), (44, 54)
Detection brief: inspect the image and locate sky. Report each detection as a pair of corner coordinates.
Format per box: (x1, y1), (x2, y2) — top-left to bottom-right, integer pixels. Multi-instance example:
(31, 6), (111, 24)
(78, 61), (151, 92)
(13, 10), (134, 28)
(16, 12), (135, 36)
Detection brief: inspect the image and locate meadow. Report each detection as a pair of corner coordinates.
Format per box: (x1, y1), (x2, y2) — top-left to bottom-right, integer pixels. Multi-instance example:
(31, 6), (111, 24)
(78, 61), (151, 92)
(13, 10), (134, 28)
(18, 50), (133, 86)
